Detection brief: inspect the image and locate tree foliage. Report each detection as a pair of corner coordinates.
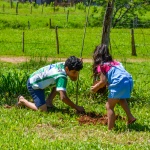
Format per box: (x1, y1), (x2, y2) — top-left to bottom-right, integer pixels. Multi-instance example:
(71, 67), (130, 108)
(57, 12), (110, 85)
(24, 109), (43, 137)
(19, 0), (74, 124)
(93, 0), (150, 28)
(112, 0), (150, 28)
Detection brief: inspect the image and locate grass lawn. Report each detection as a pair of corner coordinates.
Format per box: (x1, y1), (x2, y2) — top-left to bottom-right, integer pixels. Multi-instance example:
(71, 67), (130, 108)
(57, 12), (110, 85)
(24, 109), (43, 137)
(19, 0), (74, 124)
(0, 1), (150, 149)
(0, 102), (149, 149)
(0, 60), (150, 149)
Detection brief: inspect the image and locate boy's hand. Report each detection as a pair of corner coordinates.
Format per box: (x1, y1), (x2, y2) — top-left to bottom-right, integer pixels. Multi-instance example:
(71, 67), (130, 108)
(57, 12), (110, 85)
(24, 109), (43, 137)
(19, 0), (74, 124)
(76, 106), (85, 113)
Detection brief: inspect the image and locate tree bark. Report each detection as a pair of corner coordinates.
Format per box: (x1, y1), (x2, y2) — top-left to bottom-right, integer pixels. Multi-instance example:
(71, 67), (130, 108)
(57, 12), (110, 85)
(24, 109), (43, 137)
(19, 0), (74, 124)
(131, 29), (137, 56)
(101, 0), (115, 46)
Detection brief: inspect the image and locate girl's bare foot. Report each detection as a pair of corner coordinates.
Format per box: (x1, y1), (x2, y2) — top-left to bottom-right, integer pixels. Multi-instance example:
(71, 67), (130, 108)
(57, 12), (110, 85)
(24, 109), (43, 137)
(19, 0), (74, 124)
(127, 118), (136, 125)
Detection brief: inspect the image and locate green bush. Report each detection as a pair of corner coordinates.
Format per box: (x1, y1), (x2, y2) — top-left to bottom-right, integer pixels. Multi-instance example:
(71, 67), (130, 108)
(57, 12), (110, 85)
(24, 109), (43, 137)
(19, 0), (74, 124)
(0, 70), (29, 104)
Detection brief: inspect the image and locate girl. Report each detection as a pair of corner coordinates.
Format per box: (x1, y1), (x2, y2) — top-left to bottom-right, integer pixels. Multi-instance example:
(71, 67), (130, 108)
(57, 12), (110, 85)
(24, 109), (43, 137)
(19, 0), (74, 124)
(91, 44), (136, 130)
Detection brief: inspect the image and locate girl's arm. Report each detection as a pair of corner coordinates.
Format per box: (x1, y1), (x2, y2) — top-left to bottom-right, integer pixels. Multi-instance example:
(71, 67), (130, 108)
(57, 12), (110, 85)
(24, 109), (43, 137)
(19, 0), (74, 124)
(91, 73), (107, 93)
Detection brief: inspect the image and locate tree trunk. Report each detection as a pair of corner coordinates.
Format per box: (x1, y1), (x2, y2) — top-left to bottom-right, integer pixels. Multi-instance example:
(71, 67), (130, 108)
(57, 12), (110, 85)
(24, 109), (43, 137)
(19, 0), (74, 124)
(101, 0), (115, 46)
(131, 29), (137, 56)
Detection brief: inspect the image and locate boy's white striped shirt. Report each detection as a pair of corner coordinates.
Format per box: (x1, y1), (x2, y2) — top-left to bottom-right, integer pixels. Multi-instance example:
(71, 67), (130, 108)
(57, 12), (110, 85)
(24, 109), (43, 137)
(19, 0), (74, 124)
(29, 62), (67, 91)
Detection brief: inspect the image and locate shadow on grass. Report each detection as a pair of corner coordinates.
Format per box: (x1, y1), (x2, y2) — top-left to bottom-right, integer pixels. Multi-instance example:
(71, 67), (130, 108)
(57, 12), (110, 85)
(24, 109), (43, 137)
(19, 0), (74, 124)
(115, 122), (150, 132)
(128, 123), (150, 132)
(47, 106), (75, 116)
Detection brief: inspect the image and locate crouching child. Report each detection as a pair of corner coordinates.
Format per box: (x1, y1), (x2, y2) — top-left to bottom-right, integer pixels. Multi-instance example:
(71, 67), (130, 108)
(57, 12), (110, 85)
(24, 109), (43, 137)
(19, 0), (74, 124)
(17, 56), (85, 113)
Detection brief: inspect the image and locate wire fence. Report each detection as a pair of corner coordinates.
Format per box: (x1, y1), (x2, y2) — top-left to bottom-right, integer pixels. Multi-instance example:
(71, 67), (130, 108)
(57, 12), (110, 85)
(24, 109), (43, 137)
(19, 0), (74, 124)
(0, 27), (150, 58)
(0, 1), (150, 58)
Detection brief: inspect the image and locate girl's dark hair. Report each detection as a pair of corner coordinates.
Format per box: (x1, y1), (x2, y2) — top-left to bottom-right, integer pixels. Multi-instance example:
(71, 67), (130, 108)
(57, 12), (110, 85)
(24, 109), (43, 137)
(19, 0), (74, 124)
(92, 44), (113, 76)
(65, 56), (83, 71)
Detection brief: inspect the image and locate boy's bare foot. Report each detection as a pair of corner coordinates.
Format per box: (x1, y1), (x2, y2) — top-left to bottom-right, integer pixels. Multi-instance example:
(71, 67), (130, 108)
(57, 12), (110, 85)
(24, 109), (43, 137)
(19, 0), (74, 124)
(16, 95), (24, 107)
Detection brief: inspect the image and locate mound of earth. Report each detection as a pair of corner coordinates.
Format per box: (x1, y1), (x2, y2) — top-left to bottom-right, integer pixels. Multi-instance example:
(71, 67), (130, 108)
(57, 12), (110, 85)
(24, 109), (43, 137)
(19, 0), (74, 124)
(78, 112), (126, 125)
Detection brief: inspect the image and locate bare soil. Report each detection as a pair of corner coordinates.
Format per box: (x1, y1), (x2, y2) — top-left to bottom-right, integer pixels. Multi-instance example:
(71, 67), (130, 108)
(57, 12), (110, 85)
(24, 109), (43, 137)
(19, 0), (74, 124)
(0, 56), (149, 64)
(0, 56), (93, 63)
(3, 105), (126, 126)
(78, 112), (126, 125)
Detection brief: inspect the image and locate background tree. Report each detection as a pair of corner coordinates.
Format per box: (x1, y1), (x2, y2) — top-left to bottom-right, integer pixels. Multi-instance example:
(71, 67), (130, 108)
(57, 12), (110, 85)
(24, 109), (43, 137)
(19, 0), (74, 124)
(112, 0), (150, 28)
(97, 0), (150, 28)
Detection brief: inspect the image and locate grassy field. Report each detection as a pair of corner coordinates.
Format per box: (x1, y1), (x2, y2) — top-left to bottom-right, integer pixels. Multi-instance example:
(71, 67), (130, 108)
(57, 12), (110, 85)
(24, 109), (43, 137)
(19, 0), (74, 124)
(0, 104), (149, 149)
(0, 1), (150, 59)
(0, 60), (150, 149)
(0, 28), (150, 59)
(0, 1), (150, 149)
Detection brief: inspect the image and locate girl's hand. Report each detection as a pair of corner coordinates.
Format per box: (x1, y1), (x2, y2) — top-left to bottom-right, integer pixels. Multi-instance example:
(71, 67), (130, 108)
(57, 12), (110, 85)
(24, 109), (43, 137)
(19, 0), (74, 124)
(91, 83), (100, 93)
(91, 73), (107, 93)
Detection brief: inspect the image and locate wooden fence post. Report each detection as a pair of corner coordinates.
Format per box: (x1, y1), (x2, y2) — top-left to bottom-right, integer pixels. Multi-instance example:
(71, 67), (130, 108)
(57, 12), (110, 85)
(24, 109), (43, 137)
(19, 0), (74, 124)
(22, 32), (24, 53)
(66, 10), (69, 23)
(131, 29), (137, 56)
(10, 0), (13, 9)
(42, 5), (43, 14)
(3, 4), (4, 12)
(49, 18), (52, 29)
(64, 6), (65, 12)
(16, 2), (19, 15)
(55, 26), (59, 54)
(30, 6), (32, 14)
(28, 20), (30, 29)
(84, 6), (86, 12)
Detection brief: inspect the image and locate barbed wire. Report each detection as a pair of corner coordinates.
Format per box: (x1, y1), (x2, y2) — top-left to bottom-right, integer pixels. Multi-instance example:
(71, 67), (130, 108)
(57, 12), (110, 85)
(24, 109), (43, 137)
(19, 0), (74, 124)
(0, 2), (150, 58)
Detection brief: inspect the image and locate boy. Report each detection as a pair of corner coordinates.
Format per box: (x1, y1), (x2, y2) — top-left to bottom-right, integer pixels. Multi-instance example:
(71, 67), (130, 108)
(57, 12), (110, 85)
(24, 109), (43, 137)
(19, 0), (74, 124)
(17, 56), (85, 113)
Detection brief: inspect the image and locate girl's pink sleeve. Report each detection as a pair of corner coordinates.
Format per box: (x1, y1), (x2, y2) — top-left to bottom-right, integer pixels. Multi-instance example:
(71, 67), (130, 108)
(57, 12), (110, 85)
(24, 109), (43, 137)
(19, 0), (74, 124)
(97, 65), (101, 73)
(97, 65), (106, 74)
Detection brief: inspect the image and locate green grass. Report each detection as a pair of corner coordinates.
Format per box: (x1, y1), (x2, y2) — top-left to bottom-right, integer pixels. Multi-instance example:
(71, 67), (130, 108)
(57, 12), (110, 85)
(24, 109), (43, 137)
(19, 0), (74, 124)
(0, 2), (150, 149)
(0, 28), (150, 59)
(0, 1), (150, 59)
(0, 1), (98, 29)
(0, 102), (149, 149)
(0, 54), (150, 150)
(1, 59), (150, 105)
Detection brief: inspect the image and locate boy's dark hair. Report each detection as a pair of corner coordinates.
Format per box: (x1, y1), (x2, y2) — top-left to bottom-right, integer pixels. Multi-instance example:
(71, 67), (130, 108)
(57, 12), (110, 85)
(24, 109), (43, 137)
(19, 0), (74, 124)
(65, 56), (83, 71)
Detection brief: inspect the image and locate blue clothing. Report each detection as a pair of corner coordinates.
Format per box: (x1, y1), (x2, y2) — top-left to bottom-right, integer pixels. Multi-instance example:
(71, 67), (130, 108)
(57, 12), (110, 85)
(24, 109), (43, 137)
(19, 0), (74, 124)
(27, 79), (45, 108)
(97, 61), (133, 99)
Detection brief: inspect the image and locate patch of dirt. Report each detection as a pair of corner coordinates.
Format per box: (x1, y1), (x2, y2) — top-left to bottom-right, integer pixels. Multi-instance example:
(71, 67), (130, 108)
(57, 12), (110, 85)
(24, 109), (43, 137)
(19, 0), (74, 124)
(0, 56), (149, 64)
(0, 56), (29, 64)
(0, 56), (93, 63)
(78, 112), (126, 125)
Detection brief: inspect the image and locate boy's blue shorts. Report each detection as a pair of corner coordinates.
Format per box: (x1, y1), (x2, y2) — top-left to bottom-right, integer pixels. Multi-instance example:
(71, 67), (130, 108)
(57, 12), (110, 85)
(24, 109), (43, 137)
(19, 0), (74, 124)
(27, 80), (46, 108)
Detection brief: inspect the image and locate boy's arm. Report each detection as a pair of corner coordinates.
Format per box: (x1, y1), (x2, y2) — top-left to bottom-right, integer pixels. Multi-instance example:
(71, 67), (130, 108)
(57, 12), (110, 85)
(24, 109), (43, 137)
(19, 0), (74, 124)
(59, 90), (85, 113)
(46, 87), (57, 107)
